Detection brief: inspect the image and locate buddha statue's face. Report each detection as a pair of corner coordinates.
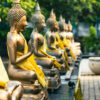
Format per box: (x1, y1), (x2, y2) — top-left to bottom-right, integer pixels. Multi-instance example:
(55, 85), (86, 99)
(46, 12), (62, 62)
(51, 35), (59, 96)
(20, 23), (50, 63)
(64, 24), (68, 32)
(60, 23), (66, 31)
(16, 16), (27, 32)
(53, 21), (59, 31)
(68, 25), (72, 32)
(37, 18), (46, 31)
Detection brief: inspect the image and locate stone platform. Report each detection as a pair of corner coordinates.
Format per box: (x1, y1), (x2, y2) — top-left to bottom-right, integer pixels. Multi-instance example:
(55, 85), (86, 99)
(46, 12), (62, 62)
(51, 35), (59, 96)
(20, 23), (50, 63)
(78, 59), (100, 100)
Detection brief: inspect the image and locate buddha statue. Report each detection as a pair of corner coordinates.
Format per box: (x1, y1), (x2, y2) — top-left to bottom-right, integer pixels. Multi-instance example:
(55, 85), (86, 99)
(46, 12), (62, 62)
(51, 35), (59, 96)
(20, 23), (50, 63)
(0, 57), (23, 100)
(66, 21), (74, 43)
(58, 15), (71, 55)
(29, 3), (61, 90)
(7, 0), (48, 99)
(67, 21), (81, 56)
(62, 20), (81, 58)
(58, 16), (77, 63)
(58, 15), (69, 46)
(45, 10), (62, 58)
(45, 10), (70, 73)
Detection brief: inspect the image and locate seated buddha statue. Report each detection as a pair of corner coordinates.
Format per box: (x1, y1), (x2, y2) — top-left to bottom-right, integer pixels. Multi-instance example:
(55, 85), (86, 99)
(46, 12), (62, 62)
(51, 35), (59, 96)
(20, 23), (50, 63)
(0, 57), (23, 100)
(67, 21), (81, 56)
(58, 16), (77, 63)
(7, 0), (48, 99)
(59, 19), (81, 59)
(65, 21), (74, 43)
(45, 10), (70, 73)
(29, 3), (61, 90)
(58, 16), (70, 49)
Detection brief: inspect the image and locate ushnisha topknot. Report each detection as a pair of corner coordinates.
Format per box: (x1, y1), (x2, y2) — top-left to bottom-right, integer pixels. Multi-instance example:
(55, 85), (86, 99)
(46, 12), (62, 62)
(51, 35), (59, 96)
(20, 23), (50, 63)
(31, 2), (45, 26)
(68, 20), (72, 28)
(7, 0), (26, 26)
(59, 15), (65, 23)
(46, 9), (57, 27)
(50, 9), (56, 19)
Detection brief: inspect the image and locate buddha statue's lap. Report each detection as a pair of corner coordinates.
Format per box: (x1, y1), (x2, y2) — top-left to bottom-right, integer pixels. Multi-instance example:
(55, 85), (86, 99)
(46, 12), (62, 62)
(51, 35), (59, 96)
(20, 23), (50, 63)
(8, 64), (36, 81)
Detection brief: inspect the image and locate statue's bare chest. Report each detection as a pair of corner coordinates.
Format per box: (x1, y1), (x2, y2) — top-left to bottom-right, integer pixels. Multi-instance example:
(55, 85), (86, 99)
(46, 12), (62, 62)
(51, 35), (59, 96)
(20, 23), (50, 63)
(17, 35), (25, 52)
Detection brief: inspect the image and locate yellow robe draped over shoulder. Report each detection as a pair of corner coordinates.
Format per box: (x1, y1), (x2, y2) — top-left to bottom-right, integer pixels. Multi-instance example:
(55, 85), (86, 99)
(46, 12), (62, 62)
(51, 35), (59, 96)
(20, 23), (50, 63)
(64, 34), (76, 59)
(7, 33), (47, 87)
(54, 32), (70, 70)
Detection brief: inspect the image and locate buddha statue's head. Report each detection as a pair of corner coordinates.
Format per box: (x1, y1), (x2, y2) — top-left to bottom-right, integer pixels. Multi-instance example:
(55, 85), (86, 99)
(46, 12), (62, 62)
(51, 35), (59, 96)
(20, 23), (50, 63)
(68, 21), (72, 32)
(58, 15), (66, 32)
(64, 23), (68, 32)
(8, 0), (27, 32)
(46, 9), (58, 32)
(31, 3), (46, 31)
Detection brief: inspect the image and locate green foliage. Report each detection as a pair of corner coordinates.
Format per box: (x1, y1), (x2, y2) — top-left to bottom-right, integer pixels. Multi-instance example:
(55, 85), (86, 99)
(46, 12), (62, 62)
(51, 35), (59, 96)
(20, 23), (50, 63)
(0, 0), (36, 24)
(82, 26), (100, 54)
(22, 28), (33, 40)
(0, 28), (32, 40)
(0, 0), (36, 41)
(0, 0), (99, 25)
(90, 26), (97, 37)
(38, 0), (99, 24)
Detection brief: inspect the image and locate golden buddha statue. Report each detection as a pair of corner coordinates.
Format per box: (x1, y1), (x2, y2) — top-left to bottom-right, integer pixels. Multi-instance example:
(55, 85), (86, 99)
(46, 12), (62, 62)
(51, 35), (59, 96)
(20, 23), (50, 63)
(29, 3), (61, 90)
(58, 16), (77, 64)
(45, 10), (70, 73)
(0, 57), (23, 100)
(67, 21), (81, 56)
(7, 0), (48, 99)
(66, 21), (74, 43)
(59, 19), (81, 58)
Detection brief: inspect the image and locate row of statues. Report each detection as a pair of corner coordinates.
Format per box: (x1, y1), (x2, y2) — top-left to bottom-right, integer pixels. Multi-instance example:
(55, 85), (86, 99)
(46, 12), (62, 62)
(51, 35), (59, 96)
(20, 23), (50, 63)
(0, 0), (81, 99)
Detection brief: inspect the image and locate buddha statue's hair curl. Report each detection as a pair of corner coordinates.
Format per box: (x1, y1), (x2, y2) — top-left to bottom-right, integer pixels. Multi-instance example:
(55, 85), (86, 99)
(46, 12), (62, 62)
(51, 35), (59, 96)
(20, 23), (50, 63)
(31, 3), (45, 27)
(7, 0), (26, 26)
(46, 9), (56, 28)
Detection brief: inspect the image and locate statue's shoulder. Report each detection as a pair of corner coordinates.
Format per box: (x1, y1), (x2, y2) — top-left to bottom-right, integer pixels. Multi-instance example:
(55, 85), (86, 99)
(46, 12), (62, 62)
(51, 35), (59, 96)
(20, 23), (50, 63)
(7, 32), (17, 42)
(46, 31), (51, 37)
(7, 32), (21, 46)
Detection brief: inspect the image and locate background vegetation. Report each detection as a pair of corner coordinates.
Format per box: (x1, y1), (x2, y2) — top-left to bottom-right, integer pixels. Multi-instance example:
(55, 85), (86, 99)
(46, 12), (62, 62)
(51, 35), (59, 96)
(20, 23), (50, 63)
(0, 0), (100, 56)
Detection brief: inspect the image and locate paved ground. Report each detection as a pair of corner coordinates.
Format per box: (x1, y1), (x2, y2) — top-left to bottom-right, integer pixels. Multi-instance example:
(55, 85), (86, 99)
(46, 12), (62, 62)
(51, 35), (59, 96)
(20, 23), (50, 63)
(2, 57), (79, 100)
(49, 66), (79, 100)
(79, 59), (100, 100)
